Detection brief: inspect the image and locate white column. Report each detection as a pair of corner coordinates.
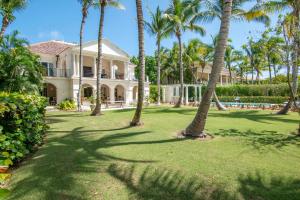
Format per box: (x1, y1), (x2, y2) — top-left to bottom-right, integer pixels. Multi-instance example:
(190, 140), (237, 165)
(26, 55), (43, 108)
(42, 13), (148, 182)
(72, 54), (76, 77)
(220, 74), (223, 86)
(124, 62), (129, 80)
(194, 86), (197, 103)
(76, 54), (79, 77)
(199, 86), (202, 102)
(110, 60), (115, 79)
(126, 86), (133, 105)
(93, 57), (97, 78)
(162, 87), (166, 103)
(109, 86), (115, 103)
(185, 86), (189, 105)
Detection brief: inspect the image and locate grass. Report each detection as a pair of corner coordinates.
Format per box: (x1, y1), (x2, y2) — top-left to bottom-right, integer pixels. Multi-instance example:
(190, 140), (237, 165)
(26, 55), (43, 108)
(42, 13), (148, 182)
(5, 106), (300, 200)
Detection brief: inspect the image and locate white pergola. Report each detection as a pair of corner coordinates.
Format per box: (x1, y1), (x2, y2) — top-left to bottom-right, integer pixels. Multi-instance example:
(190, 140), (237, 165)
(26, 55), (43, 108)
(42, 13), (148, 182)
(161, 84), (202, 104)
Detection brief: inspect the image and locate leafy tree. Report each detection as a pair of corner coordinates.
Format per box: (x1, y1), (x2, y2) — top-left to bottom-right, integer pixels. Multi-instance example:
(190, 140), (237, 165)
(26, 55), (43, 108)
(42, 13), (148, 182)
(91, 0), (124, 116)
(0, 31), (43, 93)
(165, 0), (206, 108)
(131, 55), (157, 84)
(0, 0), (26, 38)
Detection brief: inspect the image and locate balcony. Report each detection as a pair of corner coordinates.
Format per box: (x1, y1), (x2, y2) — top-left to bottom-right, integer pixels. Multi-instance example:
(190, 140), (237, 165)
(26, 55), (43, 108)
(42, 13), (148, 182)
(43, 67), (71, 77)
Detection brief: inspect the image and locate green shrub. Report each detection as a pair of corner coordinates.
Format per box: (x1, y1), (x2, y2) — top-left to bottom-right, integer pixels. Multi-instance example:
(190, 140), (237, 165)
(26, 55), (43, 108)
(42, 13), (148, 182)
(149, 85), (158, 103)
(201, 83), (299, 97)
(0, 92), (48, 166)
(58, 99), (76, 111)
(217, 96), (287, 104)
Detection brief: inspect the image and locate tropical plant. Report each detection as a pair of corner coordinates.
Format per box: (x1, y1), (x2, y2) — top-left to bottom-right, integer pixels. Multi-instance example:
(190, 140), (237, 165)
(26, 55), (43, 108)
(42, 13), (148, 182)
(259, 28), (284, 83)
(77, 0), (93, 112)
(0, 0), (27, 38)
(0, 31), (43, 93)
(145, 6), (171, 105)
(165, 0), (206, 108)
(185, 0), (233, 137)
(91, 0), (124, 116)
(130, 0), (145, 126)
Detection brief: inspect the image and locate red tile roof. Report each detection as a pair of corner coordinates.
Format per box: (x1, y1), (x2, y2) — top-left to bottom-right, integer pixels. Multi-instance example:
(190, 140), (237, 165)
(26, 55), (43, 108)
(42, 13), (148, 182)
(29, 40), (75, 55)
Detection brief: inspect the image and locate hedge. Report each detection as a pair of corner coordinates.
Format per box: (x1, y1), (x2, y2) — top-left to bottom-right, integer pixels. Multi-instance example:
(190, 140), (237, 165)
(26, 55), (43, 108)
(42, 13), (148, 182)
(58, 99), (76, 111)
(0, 93), (48, 166)
(201, 83), (299, 97)
(217, 96), (287, 104)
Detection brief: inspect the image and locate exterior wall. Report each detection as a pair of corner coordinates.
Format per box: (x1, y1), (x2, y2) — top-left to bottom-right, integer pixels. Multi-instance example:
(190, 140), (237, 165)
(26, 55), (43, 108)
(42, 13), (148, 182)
(37, 40), (150, 106)
(44, 77), (72, 104)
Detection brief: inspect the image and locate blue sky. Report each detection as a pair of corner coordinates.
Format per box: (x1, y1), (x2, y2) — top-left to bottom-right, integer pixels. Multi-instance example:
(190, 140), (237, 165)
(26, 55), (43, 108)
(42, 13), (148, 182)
(7, 0), (279, 56)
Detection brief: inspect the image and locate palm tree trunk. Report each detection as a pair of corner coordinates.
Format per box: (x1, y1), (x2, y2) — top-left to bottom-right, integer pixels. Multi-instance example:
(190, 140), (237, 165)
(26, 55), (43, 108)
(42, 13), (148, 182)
(174, 32), (183, 108)
(200, 66), (204, 83)
(272, 64), (277, 78)
(130, 0), (145, 126)
(184, 0), (232, 137)
(268, 64), (272, 84)
(0, 16), (9, 39)
(77, 7), (88, 112)
(228, 65), (232, 83)
(91, 4), (105, 116)
(213, 91), (227, 111)
(251, 65), (254, 84)
(157, 38), (161, 105)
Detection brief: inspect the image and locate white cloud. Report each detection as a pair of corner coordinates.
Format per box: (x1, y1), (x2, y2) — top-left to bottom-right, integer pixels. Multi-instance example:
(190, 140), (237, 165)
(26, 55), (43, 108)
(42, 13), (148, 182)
(37, 30), (64, 40)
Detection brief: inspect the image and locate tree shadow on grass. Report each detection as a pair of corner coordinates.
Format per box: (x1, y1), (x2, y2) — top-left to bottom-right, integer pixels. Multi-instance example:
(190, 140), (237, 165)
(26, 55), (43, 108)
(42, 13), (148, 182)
(238, 172), (300, 200)
(143, 107), (196, 116)
(209, 110), (298, 124)
(7, 127), (185, 200)
(107, 164), (237, 200)
(214, 129), (300, 149)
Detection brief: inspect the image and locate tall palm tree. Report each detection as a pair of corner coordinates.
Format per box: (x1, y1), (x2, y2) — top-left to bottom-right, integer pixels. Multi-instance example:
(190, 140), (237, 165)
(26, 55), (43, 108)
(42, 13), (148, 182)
(165, 0), (206, 108)
(77, 0), (93, 112)
(91, 0), (124, 116)
(0, 0), (26, 39)
(130, 0), (145, 126)
(258, 0), (300, 114)
(184, 0), (233, 137)
(145, 6), (170, 105)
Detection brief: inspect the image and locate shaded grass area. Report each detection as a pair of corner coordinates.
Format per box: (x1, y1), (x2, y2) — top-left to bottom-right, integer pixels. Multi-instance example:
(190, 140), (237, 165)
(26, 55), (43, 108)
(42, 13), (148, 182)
(5, 107), (300, 200)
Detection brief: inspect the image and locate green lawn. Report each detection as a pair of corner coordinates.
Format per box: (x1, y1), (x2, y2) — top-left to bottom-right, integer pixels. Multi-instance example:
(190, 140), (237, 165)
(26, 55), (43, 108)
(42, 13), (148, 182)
(5, 107), (300, 200)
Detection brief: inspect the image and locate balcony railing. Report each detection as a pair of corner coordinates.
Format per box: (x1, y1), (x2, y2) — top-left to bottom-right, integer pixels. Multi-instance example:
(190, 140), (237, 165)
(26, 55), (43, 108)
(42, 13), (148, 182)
(43, 68), (71, 77)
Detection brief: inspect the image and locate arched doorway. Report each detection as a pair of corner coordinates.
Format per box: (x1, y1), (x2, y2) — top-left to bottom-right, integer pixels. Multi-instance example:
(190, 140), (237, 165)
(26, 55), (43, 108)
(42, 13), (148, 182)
(101, 84), (110, 102)
(81, 84), (93, 104)
(42, 83), (57, 105)
(133, 86), (138, 102)
(115, 85), (125, 101)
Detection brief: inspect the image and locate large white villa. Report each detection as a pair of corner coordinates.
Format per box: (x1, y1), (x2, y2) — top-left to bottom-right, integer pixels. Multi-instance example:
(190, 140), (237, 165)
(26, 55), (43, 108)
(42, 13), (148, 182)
(29, 40), (150, 106)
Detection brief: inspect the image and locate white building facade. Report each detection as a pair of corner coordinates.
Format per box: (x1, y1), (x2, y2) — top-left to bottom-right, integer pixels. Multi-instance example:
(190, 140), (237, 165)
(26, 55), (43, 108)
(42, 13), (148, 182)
(30, 40), (149, 106)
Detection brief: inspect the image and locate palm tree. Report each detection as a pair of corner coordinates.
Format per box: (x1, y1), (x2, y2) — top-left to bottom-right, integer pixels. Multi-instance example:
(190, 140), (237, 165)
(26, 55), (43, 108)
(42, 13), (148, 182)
(258, 0), (300, 115)
(277, 14), (299, 115)
(77, 0), (93, 112)
(130, 0), (145, 126)
(260, 30), (284, 83)
(165, 0), (206, 108)
(0, 0), (26, 39)
(184, 0), (233, 137)
(91, 0), (124, 116)
(145, 6), (170, 105)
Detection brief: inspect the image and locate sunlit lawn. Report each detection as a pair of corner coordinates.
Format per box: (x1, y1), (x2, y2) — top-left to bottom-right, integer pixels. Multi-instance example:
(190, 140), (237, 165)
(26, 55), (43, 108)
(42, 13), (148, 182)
(6, 106), (300, 200)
